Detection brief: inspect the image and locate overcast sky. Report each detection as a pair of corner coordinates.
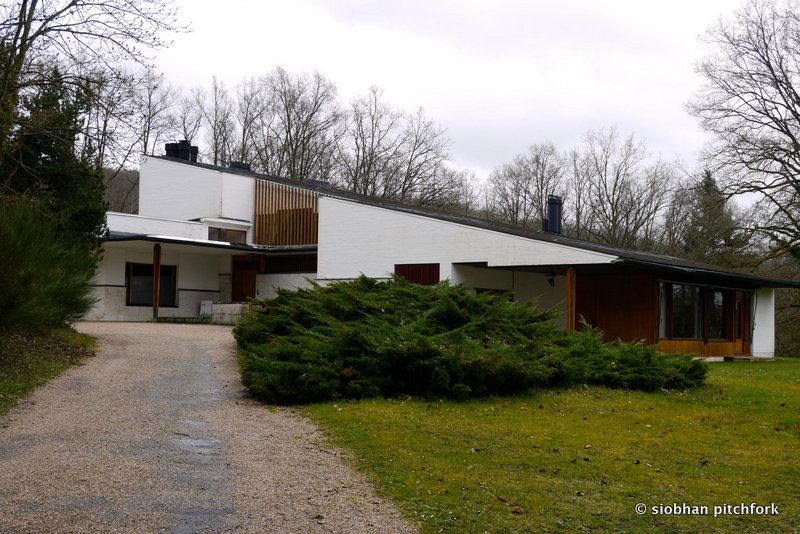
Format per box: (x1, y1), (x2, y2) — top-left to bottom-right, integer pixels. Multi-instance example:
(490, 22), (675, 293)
(154, 0), (743, 179)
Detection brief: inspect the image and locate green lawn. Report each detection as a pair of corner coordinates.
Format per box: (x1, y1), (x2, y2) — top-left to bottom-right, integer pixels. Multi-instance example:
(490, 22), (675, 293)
(304, 359), (800, 533)
(0, 328), (94, 416)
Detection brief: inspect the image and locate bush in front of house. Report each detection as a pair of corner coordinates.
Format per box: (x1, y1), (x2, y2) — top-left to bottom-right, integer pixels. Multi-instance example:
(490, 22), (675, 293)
(234, 276), (707, 404)
(542, 325), (708, 391)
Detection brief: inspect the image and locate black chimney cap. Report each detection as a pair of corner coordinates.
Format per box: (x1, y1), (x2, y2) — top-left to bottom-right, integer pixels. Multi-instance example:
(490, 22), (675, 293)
(165, 142), (178, 158)
(228, 161), (252, 171)
(543, 195), (563, 235)
(165, 140), (198, 162)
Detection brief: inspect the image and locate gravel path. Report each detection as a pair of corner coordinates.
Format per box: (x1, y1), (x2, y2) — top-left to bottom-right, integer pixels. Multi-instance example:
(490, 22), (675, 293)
(0, 322), (415, 533)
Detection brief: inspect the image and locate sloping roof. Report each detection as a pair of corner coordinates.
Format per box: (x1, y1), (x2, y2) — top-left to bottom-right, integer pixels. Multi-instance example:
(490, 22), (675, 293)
(148, 155), (800, 289)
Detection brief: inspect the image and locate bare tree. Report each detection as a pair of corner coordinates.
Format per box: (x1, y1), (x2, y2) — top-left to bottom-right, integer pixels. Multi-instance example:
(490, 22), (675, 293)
(79, 69), (139, 171)
(173, 89), (203, 143)
(576, 128), (671, 248)
(251, 67), (341, 181)
(486, 142), (566, 227)
(689, 0), (800, 263)
(486, 161), (538, 226)
(658, 180), (695, 256)
(395, 108), (449, 202)
(336, 87), (406, 197)
(197, 77), (235, 165)
(134, 69), (176, 156)
(415, 165), (473, 209)
(334, 87), (454, 205)
(0, 0), (183, 150)
(566, 148), (595, 240)
(229, 77), (269, 164)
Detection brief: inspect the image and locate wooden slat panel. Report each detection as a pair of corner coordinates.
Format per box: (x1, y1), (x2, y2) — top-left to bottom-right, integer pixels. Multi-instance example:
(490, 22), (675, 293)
(252, 179), (320, 246)
(394, 263), (440, 285)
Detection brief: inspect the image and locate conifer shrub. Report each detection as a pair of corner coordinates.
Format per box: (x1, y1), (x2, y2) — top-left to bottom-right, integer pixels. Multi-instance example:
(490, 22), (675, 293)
(234, 277), (707, 404)
(0, 200), (98, 334)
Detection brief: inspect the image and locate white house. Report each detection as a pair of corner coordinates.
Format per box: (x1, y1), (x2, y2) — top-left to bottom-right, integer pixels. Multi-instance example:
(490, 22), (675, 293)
(88, 145), (800, 358)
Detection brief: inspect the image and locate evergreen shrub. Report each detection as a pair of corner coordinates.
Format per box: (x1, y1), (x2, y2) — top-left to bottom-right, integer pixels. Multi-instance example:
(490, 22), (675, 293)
(0, 200), (98, 334)
(234, 277), (707, 404)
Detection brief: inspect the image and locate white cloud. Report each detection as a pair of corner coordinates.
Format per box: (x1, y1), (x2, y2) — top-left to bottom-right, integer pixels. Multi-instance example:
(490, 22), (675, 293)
(155, 0), (744, 178)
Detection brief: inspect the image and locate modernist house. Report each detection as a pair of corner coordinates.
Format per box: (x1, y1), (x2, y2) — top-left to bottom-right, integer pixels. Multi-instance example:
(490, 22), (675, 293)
(88, 143), (800, 358)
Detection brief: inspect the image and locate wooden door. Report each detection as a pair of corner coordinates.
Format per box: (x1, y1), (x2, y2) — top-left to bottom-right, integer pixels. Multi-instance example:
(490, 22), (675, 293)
(232, 255), (257, 302)
(733, 291), (752, 355)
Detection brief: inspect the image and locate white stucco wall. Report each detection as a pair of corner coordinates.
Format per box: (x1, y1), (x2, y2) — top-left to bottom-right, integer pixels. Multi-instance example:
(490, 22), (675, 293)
(752, 288), (776, 358)
(87, 242), (227, 321)
(138, 156), (254, 224)
(451, 264), (567, 328)
(514, 271), (568, 329)
(317, 196), (616, 281)
(255, 273), (317, 299)
(107, 212), (207, 240)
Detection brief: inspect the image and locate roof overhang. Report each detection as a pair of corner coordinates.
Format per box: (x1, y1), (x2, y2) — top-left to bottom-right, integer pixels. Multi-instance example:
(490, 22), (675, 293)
(105, 232), (316, 254)
(195, 217), (252, 229)
(613, 258), (800, 289)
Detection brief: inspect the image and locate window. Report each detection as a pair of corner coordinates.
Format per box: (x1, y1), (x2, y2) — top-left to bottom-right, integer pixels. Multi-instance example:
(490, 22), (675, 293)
(208, 227), (247, 244)
(707, 290), (729, 340)
(394, 263), (440, 285)
(671, 284), (702, 339)
(125, 263), (177, 307)
(261, 254), (317, 274)
(658, 282), (733, 341)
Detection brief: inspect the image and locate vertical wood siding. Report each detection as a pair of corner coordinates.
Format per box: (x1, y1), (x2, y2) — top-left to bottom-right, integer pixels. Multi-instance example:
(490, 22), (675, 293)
(394, 263), (440, 285)
(253, 180), (319, 245)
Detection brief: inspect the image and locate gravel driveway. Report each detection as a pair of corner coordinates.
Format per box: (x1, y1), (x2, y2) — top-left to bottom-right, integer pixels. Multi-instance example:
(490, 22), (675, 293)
(0, 322), (415, 533)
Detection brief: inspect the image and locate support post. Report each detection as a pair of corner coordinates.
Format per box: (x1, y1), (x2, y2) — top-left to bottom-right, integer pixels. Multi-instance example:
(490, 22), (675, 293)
(152, 243), (161, 321)
(565, 266), (576, 331)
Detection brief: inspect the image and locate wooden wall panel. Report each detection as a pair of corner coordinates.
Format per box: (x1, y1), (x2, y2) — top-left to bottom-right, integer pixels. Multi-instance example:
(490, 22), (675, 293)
(575, 271), (657, 344)
(576, 269), (752, 356)
(565, 267), (577, 331)
(657, 340), (737, 357)
(253, 180), (319, 246)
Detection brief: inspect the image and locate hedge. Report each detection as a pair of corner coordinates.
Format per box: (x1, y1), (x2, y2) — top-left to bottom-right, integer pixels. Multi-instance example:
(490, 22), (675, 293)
(234, 276), (707, 404)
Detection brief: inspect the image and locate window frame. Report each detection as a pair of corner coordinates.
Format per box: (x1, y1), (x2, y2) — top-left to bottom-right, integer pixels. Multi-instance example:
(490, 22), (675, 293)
(125, 262), (178, 308)
(658, 281), (735, 342)
(208, 227), (247, 244)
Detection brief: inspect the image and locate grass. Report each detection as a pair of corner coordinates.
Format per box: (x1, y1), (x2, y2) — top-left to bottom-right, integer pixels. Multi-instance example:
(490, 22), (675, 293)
(304, 359), (800, 533)
(0, 328), (94, 416)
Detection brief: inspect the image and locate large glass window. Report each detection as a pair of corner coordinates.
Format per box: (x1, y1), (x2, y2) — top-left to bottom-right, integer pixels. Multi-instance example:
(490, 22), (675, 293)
(671, 284), (702, 339)
(659, 282), (734, 341)
(125, 263), (177, 307)
(707, 290), (728, 339)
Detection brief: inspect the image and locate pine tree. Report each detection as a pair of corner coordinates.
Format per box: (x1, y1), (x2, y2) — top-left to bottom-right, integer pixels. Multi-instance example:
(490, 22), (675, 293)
(1, 68), (106, 248)
(681, 171), (742, 265)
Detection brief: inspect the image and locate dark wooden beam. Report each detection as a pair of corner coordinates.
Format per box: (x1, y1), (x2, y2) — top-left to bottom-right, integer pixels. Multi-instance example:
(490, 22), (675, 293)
(566, 266), (576, 331)
(152, 243), (161, 320)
